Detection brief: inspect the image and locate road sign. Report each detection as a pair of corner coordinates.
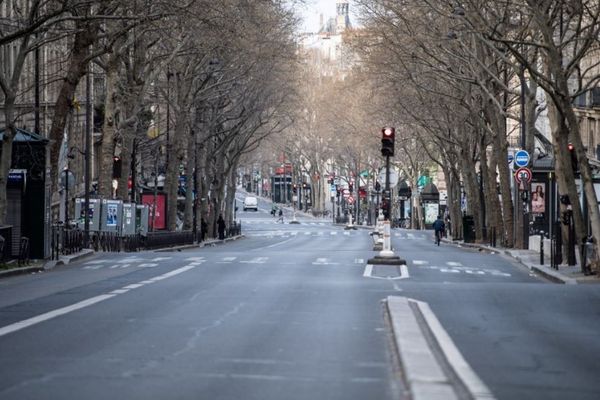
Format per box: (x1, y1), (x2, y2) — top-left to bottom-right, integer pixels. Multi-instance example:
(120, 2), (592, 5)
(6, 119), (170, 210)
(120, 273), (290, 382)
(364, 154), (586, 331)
(508, 153), (514, 165)
(378, 169), (399, 188)
(514, 150), (530, 168)
(514, 167), (532, 184)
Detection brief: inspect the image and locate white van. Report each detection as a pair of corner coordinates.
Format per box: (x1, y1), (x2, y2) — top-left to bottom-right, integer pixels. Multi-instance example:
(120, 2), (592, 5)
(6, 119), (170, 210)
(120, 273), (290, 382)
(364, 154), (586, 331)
(243, 196), (258, 211)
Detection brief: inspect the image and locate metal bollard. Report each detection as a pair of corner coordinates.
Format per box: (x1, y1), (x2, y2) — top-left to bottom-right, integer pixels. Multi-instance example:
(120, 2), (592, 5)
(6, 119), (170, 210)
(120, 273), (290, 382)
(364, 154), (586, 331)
(540, 231), (544, 265)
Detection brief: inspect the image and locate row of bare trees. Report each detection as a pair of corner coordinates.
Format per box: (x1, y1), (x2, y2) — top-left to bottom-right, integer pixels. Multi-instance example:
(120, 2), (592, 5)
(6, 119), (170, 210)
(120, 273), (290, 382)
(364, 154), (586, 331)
(335, 0), (600, 269)
(0, 0), (298, 238)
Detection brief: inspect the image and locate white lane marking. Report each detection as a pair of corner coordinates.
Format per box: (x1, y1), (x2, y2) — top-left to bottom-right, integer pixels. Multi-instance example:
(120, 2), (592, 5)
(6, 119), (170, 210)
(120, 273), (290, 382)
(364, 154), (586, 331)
(0, 264), (199, 338)
(241, 257), (268, 264)
(489, 270), (512, 277)
(412, 260), (429, 265)
(217, 257), (237, 264)
(84, 260), (105, 265)
(118, 258), (143, 263)
(331, 231), (337, 235)
(447, 261), (463, 267)
(0, 294), (116, 338)
(185, 257), (205, 262)
(354, 258), (364, 264)
(409, 298), (497, 400)
(261, 237), (294, 249)
(138, 263), (158, 268)
(151, 257), (172, 262)
(312, 258), (339, 265)
(363, 264), (373, 277)
(343, 231), (350, 236)
(440, 268), (461, 274)
(304, 232), (311, 235)
(83, 265), (103, 270)
(123, 284), (144, 290)
(109, 264), (123, 269)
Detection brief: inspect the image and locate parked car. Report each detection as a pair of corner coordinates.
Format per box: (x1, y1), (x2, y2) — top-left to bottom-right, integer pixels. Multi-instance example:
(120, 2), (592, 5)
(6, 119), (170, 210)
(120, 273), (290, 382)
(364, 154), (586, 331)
(243, 196), (258, 211)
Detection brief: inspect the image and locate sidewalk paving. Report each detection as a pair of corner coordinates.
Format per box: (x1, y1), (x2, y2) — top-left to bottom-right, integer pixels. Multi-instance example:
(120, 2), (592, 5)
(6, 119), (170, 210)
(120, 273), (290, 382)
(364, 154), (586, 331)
(446, 238), (599, 284)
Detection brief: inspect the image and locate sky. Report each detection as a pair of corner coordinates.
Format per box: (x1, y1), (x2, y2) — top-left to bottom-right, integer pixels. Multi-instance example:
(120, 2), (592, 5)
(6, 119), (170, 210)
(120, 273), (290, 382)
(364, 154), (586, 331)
(300, 0), (357, 32)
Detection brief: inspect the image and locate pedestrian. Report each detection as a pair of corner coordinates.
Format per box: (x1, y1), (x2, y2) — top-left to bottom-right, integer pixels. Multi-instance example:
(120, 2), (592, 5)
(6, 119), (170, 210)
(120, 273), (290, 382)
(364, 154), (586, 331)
(277, 208), (284, 223)
(200, 218), (207, 242)
(271, 204), (277, 216)
(217, 214), (226, 240)
(432, 215), (445, 246)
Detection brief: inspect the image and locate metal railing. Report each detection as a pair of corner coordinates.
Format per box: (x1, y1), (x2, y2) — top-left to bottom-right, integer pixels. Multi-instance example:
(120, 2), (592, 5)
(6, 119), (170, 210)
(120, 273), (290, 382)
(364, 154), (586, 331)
(51, 224), (83, 260)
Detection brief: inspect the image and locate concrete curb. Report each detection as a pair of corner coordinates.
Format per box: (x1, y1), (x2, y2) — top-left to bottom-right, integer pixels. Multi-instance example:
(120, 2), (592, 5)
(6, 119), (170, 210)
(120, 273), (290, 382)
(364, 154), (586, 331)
(154, 235), (245, 252)
(0, 264), (45, 278)
(385, 296), (458, 400)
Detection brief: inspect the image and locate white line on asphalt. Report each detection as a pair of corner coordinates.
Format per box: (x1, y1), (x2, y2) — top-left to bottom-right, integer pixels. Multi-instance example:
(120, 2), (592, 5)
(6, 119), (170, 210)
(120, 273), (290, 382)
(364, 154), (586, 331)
(446, 261), (463, 267)
(83, 265), (103, 270)
(123, 284), (144, 290)
(412, 260), (429, 265)
(84, 260), (105, 265)
(109, 264), (122, 269)
(0, 294), (116, 338)
(138, 263), (158, 268)
(256, 237), (294, 250)
(363, 264), (373, 277)
(0, 265), (198, 338)
(151, 257), (172, 262)
(410, 298), (496, 400)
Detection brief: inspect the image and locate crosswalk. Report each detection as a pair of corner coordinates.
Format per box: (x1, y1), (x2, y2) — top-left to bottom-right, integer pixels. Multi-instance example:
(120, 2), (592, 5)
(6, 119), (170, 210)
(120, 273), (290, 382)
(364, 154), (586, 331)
(244, 230), (429, 239)
(242, 220), (328, 225)
(409, 259), (512, 277)
(80, 255), (511, 278)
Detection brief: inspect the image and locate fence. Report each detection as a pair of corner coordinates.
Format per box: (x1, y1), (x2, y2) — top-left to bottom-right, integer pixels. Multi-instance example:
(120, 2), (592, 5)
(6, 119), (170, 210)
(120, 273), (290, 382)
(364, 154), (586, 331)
(50, 221), (243, 257)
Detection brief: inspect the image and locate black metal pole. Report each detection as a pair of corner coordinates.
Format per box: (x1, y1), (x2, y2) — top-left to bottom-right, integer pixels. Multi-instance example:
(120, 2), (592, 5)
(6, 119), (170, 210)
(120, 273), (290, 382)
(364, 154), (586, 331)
(84, 66), (91, 247)
(385, 155), (390, 220)
(65, 168), (69, 226)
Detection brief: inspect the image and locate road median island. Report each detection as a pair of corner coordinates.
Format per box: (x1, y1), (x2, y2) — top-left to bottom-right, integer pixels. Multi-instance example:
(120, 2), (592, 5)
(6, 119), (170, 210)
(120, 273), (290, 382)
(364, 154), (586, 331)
(385, 296), (496, 400)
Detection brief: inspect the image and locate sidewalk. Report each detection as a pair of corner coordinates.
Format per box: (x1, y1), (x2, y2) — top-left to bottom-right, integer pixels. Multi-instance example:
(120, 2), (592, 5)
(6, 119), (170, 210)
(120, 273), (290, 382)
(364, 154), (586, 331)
(446, 238), (599, 284)
(0, 235), (244, 279)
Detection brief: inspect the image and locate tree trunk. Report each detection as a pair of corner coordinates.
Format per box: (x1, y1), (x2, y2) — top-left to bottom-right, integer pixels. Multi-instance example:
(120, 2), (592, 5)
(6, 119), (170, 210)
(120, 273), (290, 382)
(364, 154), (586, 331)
(0, 101), (16, 225)
(98, 52), (120, 198)
(183, 131), (195, 230)
(47, 20), (98, 206)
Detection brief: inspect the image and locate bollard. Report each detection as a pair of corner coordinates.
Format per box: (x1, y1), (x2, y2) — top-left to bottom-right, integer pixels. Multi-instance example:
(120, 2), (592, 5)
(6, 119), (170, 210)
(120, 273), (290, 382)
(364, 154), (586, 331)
(540, 231), (544, 265)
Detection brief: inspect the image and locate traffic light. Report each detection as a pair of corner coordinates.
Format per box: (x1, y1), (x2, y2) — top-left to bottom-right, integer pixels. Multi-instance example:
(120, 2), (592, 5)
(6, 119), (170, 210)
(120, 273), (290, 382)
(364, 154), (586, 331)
(349, 183), (353, 192)
(381, 127), (395, 157)
(293, 184), (297, 195)
(568, 143), (579, 174)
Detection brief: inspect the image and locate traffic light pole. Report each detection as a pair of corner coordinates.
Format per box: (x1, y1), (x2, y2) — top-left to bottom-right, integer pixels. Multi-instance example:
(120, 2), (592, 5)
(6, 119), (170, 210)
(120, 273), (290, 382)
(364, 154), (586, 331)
(385, 155), (390, 220)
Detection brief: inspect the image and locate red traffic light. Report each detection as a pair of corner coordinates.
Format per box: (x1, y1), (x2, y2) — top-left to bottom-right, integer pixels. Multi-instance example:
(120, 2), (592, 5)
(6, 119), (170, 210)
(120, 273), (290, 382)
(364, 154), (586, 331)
(381, 127), (395, 157)
(568, 143), (574, 151)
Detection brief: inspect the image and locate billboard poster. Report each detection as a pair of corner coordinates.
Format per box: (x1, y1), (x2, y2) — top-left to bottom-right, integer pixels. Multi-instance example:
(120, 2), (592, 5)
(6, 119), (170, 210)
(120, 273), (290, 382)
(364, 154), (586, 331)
(141, 193), (166, 230)
(425, 203), (439, 225)
(531, 182), (546, 214)
(106, 203), (118, 227)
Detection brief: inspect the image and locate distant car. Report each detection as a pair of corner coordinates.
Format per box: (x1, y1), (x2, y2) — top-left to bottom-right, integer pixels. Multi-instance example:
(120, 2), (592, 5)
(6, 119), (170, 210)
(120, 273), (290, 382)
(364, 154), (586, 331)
(243, 196), (258, 211)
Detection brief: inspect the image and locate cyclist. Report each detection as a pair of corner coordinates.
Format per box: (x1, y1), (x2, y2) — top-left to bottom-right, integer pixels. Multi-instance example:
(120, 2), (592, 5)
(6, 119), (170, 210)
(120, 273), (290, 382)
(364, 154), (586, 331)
(432, 215), (445, 246)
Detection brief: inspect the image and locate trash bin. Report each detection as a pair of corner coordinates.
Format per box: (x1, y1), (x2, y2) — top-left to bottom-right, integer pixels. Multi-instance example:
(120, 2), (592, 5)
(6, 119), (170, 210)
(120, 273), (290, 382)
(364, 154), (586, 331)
(463, 215), (475, 243)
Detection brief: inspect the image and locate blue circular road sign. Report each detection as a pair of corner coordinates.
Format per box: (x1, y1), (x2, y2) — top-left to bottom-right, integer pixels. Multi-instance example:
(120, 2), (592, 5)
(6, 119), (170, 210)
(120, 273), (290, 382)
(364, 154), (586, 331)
(514, 150), (530, 167)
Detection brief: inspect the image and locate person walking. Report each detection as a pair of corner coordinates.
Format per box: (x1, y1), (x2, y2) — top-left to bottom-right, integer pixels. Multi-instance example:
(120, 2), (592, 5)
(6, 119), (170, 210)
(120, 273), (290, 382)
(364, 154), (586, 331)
(432, 215), (445, 246)
(277, 208), (284, 223)
(217, 214), (226, 240)
(200, 218), (207, 242)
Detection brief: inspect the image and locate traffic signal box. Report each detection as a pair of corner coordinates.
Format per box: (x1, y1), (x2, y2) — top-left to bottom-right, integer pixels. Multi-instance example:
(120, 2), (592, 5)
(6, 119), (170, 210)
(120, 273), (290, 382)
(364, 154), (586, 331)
(568, 143), (579, 175)
(381, 127), (395, 157)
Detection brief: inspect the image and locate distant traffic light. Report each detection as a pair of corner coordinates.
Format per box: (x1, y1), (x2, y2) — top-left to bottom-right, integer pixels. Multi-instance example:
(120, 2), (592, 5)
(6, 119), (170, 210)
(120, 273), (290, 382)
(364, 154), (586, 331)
(568, 143), (579, 175)
(112, 156), (122, 179)
(381, 127), (395, 157)
(292, 184), (297, 195)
